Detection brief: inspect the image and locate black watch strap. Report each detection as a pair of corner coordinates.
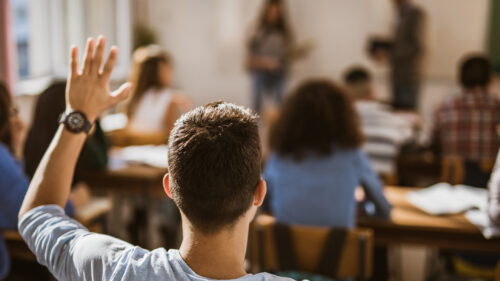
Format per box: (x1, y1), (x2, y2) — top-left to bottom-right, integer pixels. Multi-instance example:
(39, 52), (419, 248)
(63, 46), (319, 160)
(59, 111), (92, 134)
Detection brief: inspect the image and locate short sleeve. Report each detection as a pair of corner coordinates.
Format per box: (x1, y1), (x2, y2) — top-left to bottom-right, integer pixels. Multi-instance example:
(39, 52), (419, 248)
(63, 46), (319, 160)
(19, 205), (137, 281)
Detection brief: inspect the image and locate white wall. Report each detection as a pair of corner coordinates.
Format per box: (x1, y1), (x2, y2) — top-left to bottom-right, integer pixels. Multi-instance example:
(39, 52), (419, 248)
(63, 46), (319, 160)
(145, 0), (491, 108)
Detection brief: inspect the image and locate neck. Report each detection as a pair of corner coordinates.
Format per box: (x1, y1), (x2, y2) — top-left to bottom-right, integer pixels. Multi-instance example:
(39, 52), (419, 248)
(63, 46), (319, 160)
(179, 217), (249, 280)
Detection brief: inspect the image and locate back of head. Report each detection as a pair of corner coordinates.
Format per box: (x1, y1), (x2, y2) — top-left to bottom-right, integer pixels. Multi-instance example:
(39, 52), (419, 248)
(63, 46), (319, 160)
(127, 45), (172, 117)
(343, 66), (372, 100)
(0, 82), (13, 151)
(168, 102), (261, 234)
(459, 55), (492, 90)
(270, 79), (363, 160)
(24, 82), (66, 177)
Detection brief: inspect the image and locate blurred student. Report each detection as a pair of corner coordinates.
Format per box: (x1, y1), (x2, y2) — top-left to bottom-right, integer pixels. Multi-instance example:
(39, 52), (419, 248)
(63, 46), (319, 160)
(370, 0), (424, 110)
(264, 79), (391, 227)
(18, 37), (289, 281)
(24, 81), (108, 182)
(0, 83), (74, 279)
(247, 0), (294, 113)
(431, 56), (500, 187)
(344, 67), (413, 178)
(126, 45), (190, 138)
(389, 0), (424, 110)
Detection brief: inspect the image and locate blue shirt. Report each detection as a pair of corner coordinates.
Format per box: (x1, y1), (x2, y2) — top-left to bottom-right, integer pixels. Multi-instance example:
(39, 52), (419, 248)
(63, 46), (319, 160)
(263, 148), (391, 228)
(0, 143), (73, 279)
(18, 205), (291, 281)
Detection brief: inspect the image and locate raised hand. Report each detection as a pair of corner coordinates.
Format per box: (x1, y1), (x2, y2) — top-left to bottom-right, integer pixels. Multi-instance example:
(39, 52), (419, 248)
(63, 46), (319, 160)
(66, 36), (131, 122)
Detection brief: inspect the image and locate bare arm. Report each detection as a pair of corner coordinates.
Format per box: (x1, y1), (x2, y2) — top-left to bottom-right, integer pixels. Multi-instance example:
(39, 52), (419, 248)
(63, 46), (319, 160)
(19, 37), (131, 219)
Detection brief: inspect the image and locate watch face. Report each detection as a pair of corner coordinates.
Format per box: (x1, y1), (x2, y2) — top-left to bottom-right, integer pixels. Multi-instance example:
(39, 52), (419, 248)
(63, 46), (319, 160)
(67, 112), (85, 131)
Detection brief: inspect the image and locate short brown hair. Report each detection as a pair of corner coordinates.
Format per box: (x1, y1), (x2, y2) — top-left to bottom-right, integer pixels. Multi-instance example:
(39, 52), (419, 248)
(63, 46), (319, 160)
(270, 79), (363, 160)
(168, 102), (261, 233)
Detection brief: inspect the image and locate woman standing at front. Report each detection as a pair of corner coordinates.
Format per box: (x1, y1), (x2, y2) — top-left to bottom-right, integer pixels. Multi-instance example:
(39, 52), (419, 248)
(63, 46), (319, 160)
(247, 0), (294, 113)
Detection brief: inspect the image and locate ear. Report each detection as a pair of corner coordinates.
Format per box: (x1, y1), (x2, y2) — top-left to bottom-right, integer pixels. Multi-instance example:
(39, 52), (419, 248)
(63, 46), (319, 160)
(163, 173), (173, 199)
(253, 179), (267, 207)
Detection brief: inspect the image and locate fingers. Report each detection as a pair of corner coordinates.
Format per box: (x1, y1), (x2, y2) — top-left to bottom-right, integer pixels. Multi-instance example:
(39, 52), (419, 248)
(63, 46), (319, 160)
(69, 45), (79, 77)
(94, 36), (106, 74)
(102, 46), (118, 80)
(109, 82), (132, 105)
(82, 38), (95, 74)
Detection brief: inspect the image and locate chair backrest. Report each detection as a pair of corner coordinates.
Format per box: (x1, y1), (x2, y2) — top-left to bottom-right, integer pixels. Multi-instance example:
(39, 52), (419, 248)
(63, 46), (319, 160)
(441, 155), (465, 185)
(441, 156), (495, 186)
(250, 215), (373, 280)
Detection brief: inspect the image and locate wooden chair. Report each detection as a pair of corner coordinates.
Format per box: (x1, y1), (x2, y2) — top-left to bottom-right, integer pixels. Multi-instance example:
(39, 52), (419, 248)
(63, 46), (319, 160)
(441, 156), (465, 185)
(250, 214), (374, 280)
(441, 155), (495, 186)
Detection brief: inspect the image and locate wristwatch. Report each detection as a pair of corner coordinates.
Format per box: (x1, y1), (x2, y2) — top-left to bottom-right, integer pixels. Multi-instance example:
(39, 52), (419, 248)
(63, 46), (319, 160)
(59, 110), (92, 134)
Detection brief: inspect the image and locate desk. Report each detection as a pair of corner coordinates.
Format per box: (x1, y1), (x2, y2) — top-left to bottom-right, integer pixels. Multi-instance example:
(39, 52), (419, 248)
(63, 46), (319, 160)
(358, 186), (500, 252)
(80, 164), (169, 248)
(81, 165), (167, 198)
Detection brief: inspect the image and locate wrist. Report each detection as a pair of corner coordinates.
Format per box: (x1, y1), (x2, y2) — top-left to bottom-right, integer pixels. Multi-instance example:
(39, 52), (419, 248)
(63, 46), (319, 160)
(65, 107), (97, 124)
(60, 110), (94, 134)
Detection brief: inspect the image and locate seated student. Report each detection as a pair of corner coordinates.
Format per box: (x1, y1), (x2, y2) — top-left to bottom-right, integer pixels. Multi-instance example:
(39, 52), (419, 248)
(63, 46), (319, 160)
(431, 55), (500, 187)
(125, 45), (191, 139)
(0, 83), (74, 279)
(344, 66), (414, 177)
(264, 79), (391, 227)
(18, 37), (289, 281)
(24, 81), (108, 181)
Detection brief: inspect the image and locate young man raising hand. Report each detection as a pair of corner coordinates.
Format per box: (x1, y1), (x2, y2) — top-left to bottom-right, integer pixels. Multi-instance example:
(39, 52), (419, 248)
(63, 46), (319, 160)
(18, 37), (290, 281)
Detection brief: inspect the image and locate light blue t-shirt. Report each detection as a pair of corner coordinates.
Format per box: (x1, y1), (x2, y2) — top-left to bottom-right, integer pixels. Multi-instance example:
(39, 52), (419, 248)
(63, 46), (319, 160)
(264, 148), (391, 228)
(19, 205), (291, 281)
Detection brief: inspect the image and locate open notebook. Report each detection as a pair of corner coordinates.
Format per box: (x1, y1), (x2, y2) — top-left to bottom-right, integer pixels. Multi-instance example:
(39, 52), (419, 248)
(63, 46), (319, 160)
(407, 183), (500, 239)
(109, 145), (168, 169)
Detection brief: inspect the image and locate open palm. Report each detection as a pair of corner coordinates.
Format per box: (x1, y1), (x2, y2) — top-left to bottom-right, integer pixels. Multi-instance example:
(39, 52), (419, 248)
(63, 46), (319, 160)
(66, 36), (131, 122)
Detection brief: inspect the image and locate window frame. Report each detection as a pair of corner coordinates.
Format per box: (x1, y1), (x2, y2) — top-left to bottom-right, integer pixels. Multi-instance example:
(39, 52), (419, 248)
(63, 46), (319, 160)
(12, 0), (132, 95)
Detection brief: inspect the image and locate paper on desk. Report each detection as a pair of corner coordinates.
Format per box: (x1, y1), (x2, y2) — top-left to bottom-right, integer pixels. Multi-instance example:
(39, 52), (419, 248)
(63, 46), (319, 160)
(407, 183), (488, 215)
(465, 210), (500, 239)
(100, 113), (128, 132)
(112, 145), (168, 169)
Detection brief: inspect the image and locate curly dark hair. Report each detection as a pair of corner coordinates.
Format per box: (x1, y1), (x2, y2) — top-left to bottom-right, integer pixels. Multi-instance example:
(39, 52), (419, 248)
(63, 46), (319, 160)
(269, 79), (363, 160)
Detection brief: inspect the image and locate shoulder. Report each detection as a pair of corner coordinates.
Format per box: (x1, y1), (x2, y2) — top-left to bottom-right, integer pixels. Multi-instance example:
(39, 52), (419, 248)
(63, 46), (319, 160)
(487, 94), (500, 106)
(0, 142), (11, 157)
(436, 94), (462, 113)
(0, 143), (21, 171)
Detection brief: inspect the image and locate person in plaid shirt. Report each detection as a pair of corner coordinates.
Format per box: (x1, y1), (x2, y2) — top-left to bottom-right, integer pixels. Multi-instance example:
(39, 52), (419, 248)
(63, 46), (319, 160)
(431, 55), (500, 187)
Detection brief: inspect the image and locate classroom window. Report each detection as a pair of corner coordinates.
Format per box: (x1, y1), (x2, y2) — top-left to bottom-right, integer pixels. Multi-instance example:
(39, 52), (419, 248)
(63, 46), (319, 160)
(10, 0), (132, 95)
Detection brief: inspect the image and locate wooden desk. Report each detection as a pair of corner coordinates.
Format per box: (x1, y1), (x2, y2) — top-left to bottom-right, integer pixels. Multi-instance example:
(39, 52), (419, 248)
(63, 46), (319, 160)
(81, 165), (167, 198)
(358, 186), (500, 252)
(80, 164), (169, 248)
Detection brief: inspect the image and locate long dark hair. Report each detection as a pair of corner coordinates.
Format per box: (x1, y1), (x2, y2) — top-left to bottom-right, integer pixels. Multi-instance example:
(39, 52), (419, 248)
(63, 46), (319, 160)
(24, 81), (109, 179)
(24, 82), (67, 177)
(269, 79), (364, 160)
(126, 45), (171, 118)
(0, 82), (13, 152)
(253, 0), (293, 41)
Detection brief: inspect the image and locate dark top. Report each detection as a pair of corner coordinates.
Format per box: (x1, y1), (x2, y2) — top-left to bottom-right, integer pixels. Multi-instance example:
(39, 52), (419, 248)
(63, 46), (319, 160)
(390, 3), (424, 84)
